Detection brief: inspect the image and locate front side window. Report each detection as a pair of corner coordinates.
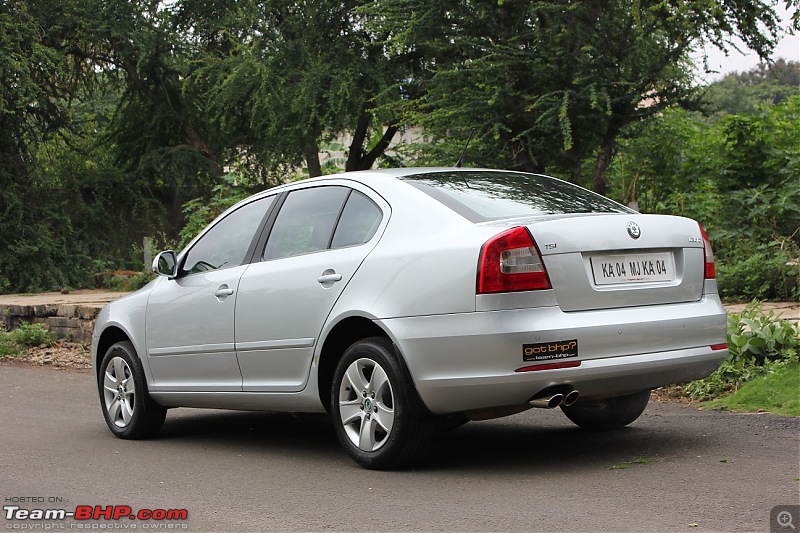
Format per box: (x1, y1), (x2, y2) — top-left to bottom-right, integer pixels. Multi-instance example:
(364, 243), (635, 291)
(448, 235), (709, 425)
(182, 196), (274, 275)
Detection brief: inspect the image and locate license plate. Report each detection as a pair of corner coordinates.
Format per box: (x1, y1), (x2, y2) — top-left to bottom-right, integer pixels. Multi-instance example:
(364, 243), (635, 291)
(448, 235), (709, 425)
(590, 252), (674, 285)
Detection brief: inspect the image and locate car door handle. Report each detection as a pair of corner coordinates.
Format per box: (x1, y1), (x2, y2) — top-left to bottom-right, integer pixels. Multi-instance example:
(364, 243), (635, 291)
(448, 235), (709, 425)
(214, 286), (235, 298)
(317, 272), (343, 284)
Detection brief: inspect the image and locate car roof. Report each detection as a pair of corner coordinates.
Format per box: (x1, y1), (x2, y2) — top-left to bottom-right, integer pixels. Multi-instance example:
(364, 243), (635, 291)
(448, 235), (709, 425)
(242, 167), (505, 199)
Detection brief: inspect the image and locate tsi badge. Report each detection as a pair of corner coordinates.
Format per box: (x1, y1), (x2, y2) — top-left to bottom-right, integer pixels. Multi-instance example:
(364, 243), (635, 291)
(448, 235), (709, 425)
(523, 339), (579, 362)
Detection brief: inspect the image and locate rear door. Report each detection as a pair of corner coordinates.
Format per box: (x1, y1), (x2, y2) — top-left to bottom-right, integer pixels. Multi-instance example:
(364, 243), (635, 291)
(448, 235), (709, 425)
(235, 184), (386, 391)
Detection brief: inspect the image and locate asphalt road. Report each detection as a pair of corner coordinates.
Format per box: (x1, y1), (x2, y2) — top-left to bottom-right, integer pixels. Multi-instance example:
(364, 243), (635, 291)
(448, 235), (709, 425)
(1, 365), (798, 532)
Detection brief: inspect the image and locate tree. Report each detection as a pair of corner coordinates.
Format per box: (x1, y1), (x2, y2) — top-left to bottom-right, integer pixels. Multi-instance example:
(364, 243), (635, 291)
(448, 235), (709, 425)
(0, 0), (88, 292)
(177, 0), (406, 178)
(701, 59), (800, 116)
(364, 0), (783, 193)
(67, 0), (223, 235)
(0, 0), (201, 292)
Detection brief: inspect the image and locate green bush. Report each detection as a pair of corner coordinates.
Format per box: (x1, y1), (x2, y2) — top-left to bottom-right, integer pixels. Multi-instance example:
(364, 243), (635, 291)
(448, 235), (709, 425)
(716, 241), (800, 301)
(0, 334), (18, 357)
(682, 302), (800, 400)
(0, 322), (56, 358)
(9, 323), (57, 348)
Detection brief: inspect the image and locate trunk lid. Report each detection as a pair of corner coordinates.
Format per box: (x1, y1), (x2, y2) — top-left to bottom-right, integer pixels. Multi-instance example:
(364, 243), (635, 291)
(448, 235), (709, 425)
(525, 214), (706, 312)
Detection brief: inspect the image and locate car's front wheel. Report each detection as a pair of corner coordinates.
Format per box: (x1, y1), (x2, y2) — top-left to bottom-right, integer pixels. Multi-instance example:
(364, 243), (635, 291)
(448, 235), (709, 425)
(98, 341), (166, 439)
(561, 390), (651, 430)
(330, 337), (433, 469)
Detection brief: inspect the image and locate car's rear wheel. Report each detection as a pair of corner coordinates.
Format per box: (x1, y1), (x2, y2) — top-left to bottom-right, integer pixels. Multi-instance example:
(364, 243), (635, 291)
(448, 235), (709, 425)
(330, 337), (433, 469)
(99, 341), (166, 439)
(561, 390), (651, 430)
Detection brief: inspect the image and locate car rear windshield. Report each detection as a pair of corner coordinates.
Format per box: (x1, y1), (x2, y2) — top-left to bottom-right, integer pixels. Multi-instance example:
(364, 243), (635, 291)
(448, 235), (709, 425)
(401, 171), (634, 222)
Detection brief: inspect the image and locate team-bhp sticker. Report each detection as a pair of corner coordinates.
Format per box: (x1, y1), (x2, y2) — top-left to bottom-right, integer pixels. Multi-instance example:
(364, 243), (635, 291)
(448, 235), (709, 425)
(4, 504), (188, 528)
(523, 339), (578, 361)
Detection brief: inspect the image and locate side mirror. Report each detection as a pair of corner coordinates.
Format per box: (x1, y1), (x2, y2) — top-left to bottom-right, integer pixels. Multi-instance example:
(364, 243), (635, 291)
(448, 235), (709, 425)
(152, 250), (178, 278)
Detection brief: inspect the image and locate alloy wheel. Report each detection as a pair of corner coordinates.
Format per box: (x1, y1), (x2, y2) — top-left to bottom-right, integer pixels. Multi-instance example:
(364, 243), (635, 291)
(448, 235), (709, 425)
(338, 357), (395, 452)
(103, 356), (136, 428)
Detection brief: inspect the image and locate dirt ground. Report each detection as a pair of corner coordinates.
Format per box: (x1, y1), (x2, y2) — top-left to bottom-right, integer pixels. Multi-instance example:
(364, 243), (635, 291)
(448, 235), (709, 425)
(723, 300), (800, 323)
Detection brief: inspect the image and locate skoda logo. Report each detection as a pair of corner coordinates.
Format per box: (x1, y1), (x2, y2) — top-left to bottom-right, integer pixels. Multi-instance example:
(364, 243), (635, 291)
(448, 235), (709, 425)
(626, 221), (641, 239)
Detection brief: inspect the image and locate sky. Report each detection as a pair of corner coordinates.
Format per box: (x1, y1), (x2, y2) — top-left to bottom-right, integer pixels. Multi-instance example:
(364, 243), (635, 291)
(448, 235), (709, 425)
(693, 4), (799, 83)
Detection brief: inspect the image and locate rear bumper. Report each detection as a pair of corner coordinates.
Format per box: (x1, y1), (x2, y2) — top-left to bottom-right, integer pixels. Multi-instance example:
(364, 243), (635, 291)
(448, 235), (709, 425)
(377, 296), (727, 414)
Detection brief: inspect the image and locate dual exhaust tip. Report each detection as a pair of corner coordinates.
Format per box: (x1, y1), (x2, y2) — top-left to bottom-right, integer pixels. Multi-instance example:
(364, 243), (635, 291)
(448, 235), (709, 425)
(464, 388), (580, 421)
(529, 389), (580, 409)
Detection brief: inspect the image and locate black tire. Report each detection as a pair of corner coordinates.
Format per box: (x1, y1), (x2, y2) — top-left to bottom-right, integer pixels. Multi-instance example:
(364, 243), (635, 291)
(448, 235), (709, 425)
(98, 341), (166, 439)
(330, 337), (434, 469)
(561, 390), (651, 431)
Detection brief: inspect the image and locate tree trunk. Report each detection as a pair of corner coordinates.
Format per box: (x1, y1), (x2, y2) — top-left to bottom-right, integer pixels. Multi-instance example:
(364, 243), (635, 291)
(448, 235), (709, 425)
(305, 139), (322, 178)
(346, 114), (370, 172)
(346, 117), (399, 172)
(358, 124), (398, 170)
(593, 127), (617, 196)
(182, 122), (222, 178)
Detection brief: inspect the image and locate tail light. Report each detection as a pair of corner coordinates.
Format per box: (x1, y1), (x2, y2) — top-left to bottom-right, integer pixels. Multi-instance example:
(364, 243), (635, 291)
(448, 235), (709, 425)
(699, 224), (716, 279)
(477, 227), (551, 294)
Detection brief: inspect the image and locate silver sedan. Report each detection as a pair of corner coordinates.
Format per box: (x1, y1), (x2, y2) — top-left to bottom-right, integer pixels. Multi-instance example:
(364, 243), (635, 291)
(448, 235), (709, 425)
(91, 168), (728, 469)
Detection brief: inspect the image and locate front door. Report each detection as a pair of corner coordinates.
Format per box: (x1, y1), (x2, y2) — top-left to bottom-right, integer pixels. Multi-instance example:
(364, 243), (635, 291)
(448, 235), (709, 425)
(145, 196), (275, 391)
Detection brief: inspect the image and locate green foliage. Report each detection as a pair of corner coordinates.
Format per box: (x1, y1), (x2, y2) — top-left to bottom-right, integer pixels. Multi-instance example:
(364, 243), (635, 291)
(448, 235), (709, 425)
(716, 240), (799, 302)
(363, 0), (782, 191)
(104, 272), (156, 293)
(0, 0), (791, 295)
(179, 0), (402, 177)
(701, 363), (799, 416)
(701, 59), (800, 116)
(0, 323), (56, 357)
(682, 302), (800, 400)
(0, 335), (19, 358)
(10, 323), (56, 348)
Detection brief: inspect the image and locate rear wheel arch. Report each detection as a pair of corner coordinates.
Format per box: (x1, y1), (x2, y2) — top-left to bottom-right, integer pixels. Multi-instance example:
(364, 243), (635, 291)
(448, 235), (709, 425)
(329, 336), (435, 469)
(317, 316), (390, 411)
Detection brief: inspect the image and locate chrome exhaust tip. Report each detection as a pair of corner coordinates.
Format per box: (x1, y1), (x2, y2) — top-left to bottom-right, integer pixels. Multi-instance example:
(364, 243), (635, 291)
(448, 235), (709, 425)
(529, 393), (564, 409)
(562, 389), (580, 407)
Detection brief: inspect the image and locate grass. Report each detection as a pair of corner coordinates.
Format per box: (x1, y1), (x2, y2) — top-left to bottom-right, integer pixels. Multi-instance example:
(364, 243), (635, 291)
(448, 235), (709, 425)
(610, 457), (662, 470)
(700, 362), (800, 416)
(672, 302), (799, 415)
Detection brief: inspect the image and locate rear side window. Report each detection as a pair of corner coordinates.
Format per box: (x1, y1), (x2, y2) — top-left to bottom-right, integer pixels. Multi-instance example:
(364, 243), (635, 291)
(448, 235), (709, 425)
(264, 186), (349, 260)
(402, 171), (633, 222)
(331, 191), (382, 248)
